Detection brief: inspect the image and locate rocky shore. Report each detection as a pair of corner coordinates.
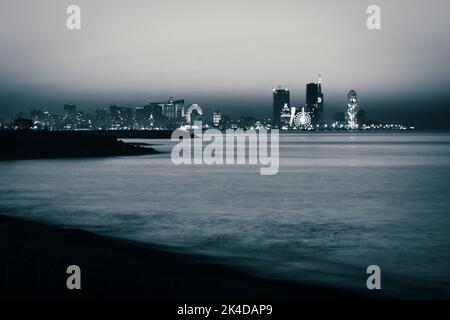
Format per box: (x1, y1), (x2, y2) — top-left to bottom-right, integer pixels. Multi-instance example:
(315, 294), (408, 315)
(0, 130), (157, 160)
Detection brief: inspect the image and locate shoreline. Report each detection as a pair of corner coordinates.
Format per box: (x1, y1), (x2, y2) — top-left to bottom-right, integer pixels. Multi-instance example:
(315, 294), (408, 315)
(0, 130), (157, 160)
(0, 214), (369, 300)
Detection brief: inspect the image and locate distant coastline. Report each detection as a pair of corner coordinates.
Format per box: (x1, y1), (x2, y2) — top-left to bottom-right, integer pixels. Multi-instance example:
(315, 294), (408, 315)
(0, 130), (158, 160)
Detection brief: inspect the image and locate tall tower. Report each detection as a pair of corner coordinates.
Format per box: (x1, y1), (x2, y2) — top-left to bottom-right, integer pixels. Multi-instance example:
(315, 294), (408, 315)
(346, 90), (359, 129)
(306, 83), (318, 119)
(273, 86), (290, 127)
(317, 73), (324, 123)
(306, 74), (324, 125)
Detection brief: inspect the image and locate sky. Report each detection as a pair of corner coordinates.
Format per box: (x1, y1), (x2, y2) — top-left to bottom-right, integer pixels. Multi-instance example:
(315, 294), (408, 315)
(1, 0), (450, 128)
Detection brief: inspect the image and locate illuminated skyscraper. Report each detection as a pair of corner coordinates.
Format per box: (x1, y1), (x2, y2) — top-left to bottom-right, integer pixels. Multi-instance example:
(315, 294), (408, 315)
(162, 99), (184, 120)
(150, 98), (184, 129)
(280, 103), (291, 127)
(346, 90), (359, 129)
(273, 86), (290, 126)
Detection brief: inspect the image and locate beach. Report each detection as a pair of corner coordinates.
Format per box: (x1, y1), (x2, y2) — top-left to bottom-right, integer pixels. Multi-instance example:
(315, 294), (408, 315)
(0, 214), (366, 299)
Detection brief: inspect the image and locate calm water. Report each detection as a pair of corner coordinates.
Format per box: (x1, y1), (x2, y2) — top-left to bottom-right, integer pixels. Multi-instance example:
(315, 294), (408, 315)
(1, 132), (450, 298)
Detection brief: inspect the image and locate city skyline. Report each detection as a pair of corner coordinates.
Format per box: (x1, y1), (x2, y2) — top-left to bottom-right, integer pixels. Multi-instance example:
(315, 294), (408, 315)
(0, 76), (428, 131)
(1, 0), (450, 128)
(1, 0), (450, 304)
(2, 85), (409, 132)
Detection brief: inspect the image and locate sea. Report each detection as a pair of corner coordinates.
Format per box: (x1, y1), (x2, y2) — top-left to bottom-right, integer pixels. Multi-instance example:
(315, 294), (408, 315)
(1, 132), (450, 298)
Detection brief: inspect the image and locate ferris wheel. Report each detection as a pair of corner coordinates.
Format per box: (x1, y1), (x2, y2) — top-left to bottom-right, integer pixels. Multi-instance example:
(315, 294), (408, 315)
(294, 110), (311, 129)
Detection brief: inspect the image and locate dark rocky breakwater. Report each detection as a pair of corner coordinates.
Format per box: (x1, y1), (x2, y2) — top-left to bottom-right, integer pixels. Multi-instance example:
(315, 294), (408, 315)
(0, 130), (157, 160)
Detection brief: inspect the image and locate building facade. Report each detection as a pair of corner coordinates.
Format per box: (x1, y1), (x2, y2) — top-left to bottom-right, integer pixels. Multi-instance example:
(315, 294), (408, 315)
(306, 74), (324, 125)
(273, 86), (290, 127)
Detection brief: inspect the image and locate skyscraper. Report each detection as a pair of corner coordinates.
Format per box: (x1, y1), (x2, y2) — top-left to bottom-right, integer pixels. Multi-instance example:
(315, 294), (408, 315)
(357, 109), (366, 126)
(212, 111), (222, 128)
(280, 103), (291, 127)
(273, 86), (290, 127)
(94, 108), (109, 129)
(109, 105), (133, 129)
(306, 74), (324, 125)
(160, 99), (185, 121)
(149, 103), (163, 127)
(346, 90), (359, 129)
(63, 103), (76, 118)
(135, 106), (148, 127)
(317, 75), (324, 123)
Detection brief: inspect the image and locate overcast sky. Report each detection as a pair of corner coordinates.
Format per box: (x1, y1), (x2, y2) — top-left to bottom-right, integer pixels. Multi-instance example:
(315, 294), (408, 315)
(1, 0), (449, 128)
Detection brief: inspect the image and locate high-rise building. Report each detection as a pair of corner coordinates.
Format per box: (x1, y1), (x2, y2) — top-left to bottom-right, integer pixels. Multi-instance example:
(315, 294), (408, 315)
(273, 86), (290, 127)
(212, 111), (222, 128)
(62, 103), (77, 129)
(221, 115), (231, 129)
(162, 103), (175, 119)
(120, 107), (133, 128)
(109, 105), (120, 127)
(346, 90), (359, 129)
(161, 99), (184, 120)
(94, 108), (110, 129)
(151, 98), (185, 129)
(306, 74), (324, 125)
(172, 99), (185, 122)
(357, 109), (366, 125)
(149, 103), (163, 127)
(109, 105), (133, 129)
(135, 106), (148, 127)
(63, 103), (77, 118)
(280, 103), (291, 127)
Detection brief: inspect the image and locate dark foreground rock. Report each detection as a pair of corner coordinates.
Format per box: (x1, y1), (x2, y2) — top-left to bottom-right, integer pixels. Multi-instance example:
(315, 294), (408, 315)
(0, 215), (367, 300)
(0, 130), (157, 160)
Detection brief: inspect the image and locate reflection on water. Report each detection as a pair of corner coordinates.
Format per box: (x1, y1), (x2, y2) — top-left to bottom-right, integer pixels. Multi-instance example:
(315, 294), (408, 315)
(1, 132), (450, 298)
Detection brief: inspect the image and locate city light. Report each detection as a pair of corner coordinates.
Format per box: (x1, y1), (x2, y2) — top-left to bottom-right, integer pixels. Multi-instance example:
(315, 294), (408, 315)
(0, 74), (412, 132)
(346, 90), (359, 129)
